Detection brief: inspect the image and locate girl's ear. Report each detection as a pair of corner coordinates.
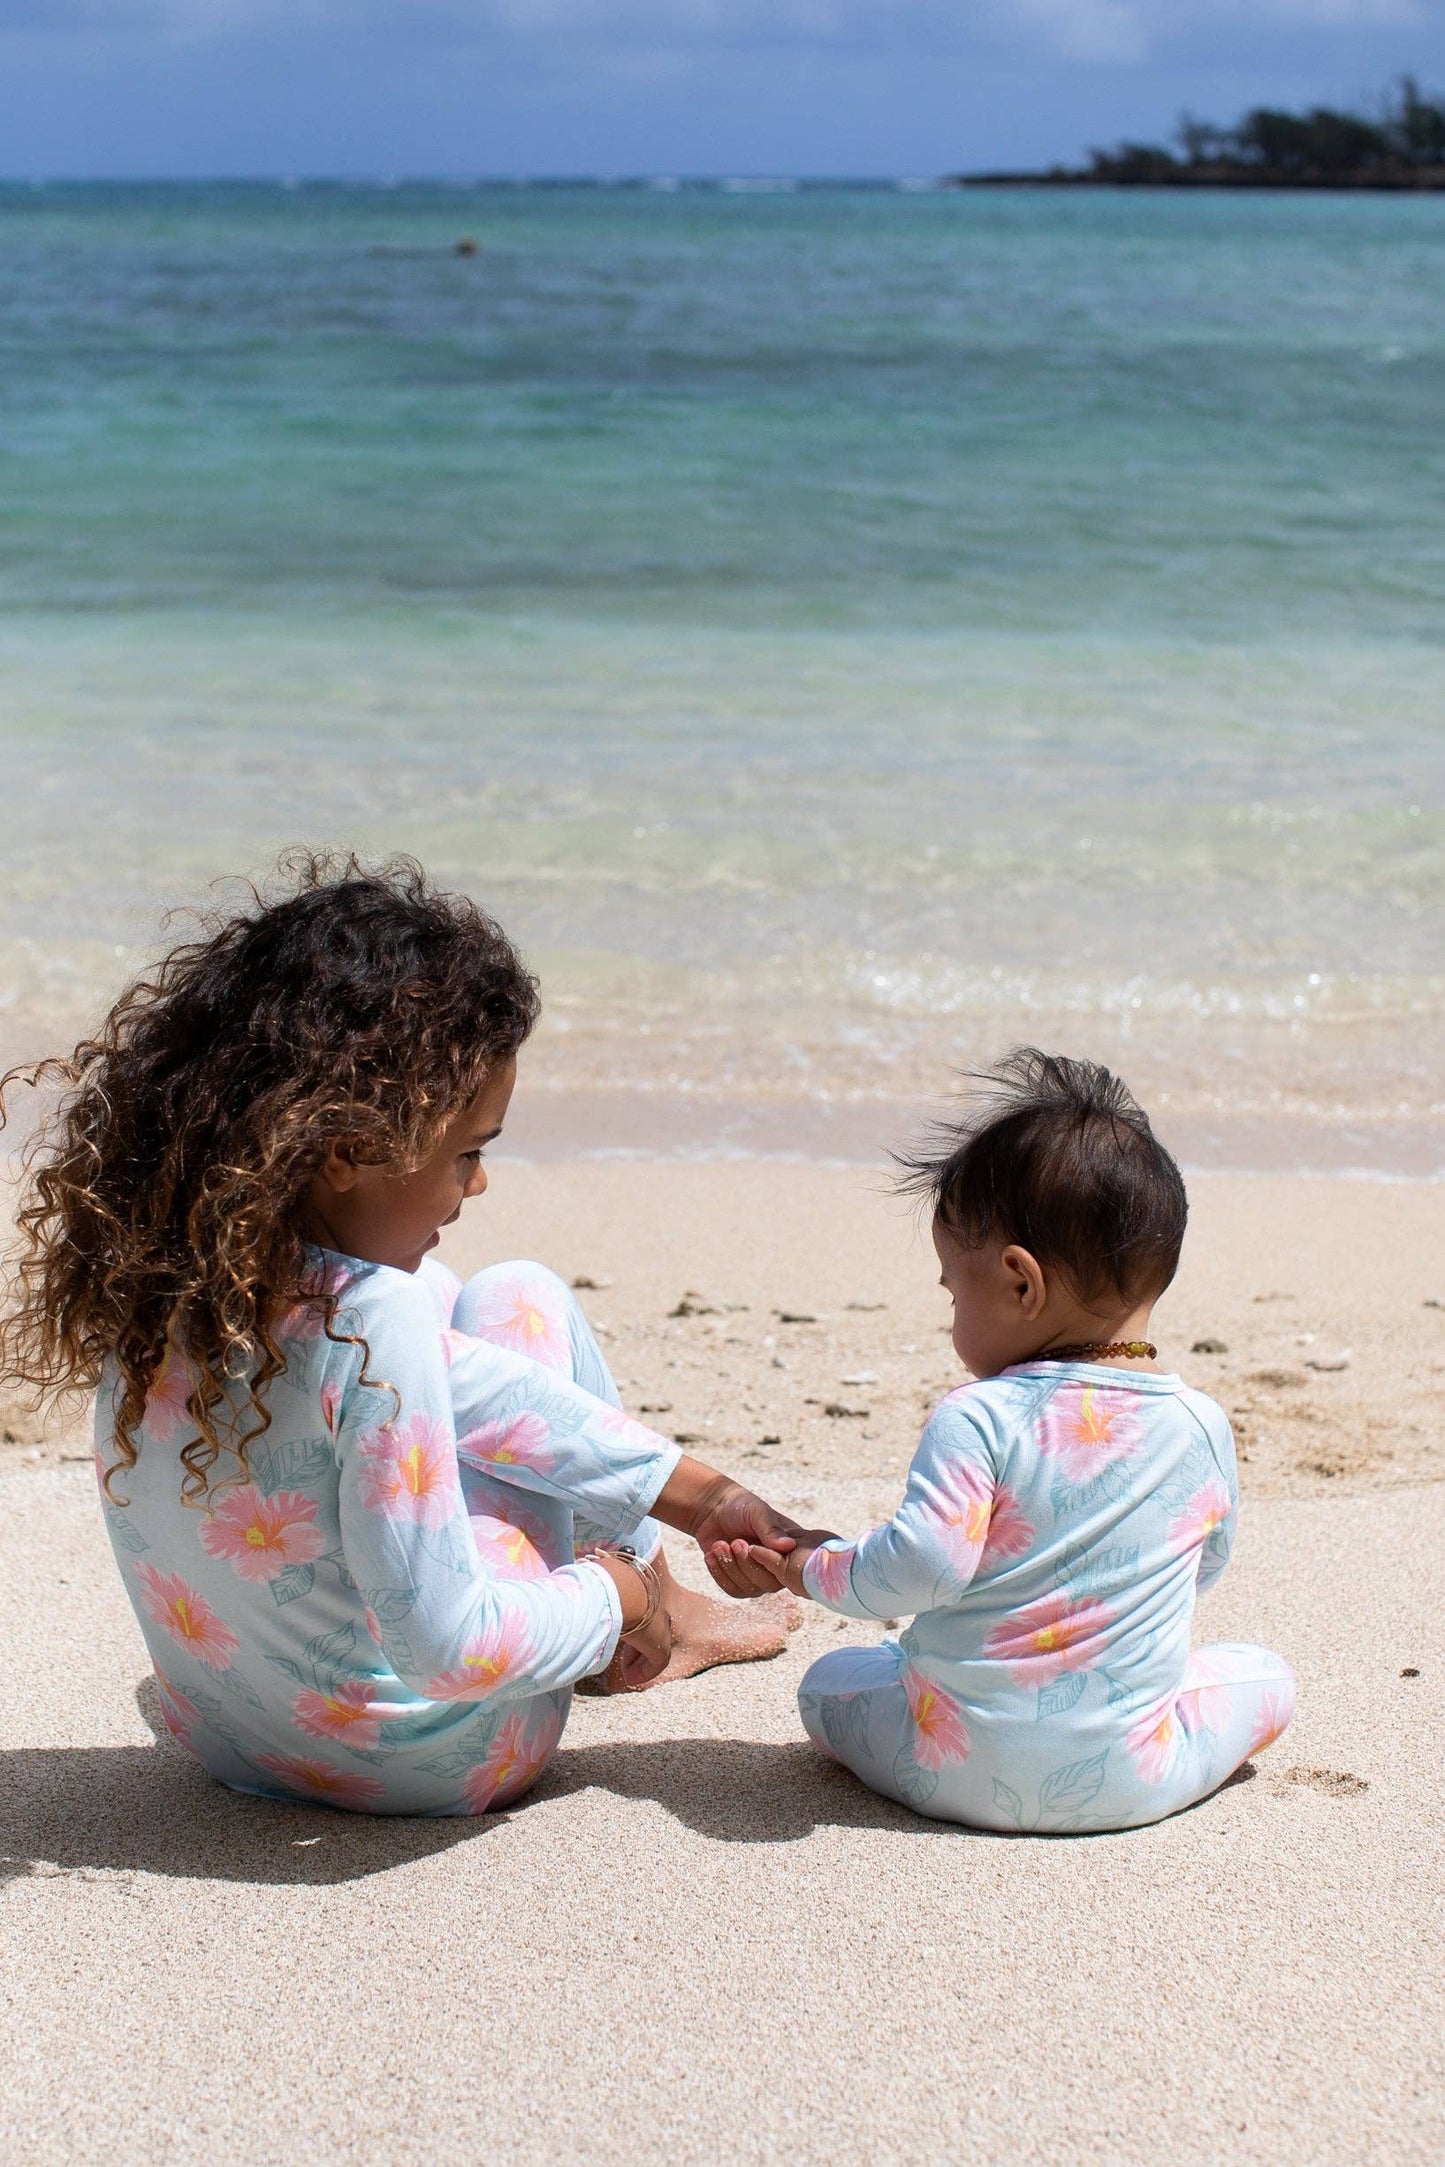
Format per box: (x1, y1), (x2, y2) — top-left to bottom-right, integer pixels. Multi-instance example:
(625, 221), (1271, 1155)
(1001, 1243), (1047, 1320)
(316, 1142), (363, 1194)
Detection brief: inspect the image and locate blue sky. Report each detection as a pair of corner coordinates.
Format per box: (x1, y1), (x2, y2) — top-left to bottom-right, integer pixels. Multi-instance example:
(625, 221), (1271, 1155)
(4, 0), (1445, 178)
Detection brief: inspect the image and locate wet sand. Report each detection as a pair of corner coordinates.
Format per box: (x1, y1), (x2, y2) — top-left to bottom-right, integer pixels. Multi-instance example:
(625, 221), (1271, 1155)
(2, 1163), (1442, 2162)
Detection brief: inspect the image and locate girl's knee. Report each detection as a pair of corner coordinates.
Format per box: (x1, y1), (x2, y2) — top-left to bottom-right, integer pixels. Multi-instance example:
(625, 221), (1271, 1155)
(452, 1261), (578, 1373)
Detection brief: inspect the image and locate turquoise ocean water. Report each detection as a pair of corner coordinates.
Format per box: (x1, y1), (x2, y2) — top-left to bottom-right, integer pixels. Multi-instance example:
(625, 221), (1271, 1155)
(0, 182), (1441, 1165)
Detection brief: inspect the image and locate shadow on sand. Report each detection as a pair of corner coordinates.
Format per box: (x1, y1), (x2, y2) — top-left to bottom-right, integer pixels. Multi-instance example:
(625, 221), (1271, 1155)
(4, 1682), (1237, 1884)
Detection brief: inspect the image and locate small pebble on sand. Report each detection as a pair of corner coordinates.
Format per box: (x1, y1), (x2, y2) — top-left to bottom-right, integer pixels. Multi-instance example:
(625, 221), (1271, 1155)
(571, 1274), (611, 1291)
(1304, 1351), (1352, 1372)
(1192, 1337), (1228, 1354)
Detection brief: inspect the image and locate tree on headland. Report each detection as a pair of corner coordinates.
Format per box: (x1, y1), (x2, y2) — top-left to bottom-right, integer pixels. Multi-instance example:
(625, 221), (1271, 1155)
(963, 77), (1445, 187)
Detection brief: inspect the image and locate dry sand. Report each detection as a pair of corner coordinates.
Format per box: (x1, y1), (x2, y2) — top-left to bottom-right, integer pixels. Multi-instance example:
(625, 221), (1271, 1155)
(3, 1165), (1443, 2164)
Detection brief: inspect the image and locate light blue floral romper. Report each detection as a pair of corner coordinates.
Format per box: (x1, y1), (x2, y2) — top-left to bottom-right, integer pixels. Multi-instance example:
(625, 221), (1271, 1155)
(797, 1364), (1296, 1832)
(96, 1256), (678, 1815)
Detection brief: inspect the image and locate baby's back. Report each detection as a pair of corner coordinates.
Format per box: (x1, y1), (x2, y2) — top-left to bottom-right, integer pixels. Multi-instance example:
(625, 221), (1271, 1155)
(898, 1363), (1237, 1794)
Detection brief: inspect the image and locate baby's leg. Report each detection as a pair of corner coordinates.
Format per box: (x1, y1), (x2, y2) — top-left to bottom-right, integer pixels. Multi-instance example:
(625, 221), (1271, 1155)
(454, 1259), (797, 1684)
(1171, 1641), (1298, 1795)
(798, 1642), (926, 1811)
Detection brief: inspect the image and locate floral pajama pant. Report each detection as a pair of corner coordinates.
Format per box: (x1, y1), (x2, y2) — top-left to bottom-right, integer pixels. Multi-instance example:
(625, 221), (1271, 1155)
(798, 1638), (1298, 1833)
(451, 1260), (665, 1570)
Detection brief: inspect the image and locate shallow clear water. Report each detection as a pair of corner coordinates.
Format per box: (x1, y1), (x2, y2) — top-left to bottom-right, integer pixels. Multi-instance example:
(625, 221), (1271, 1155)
(1, 183), (1442, 1164)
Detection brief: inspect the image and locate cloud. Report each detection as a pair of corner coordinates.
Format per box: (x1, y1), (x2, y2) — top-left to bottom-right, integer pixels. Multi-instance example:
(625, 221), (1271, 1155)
(0, 0), (1428, 56)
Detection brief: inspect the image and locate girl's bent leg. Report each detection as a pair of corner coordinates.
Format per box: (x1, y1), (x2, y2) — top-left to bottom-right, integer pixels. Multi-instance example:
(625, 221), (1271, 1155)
(455, 1259), (798, 1685)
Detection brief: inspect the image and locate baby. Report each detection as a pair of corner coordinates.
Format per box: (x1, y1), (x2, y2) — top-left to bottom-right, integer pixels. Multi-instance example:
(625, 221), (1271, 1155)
(719, 1049), (1296, 1832)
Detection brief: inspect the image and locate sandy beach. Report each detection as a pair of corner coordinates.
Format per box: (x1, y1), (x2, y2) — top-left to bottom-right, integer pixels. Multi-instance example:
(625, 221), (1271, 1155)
(3, 1160), (1442, 2164)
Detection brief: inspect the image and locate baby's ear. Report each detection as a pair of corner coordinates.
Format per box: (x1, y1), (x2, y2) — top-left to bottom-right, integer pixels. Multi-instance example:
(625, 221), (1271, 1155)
(1001, 1243), (1047, 1318)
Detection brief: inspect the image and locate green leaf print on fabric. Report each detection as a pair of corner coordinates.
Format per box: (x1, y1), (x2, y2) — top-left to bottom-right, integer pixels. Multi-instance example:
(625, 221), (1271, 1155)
(820, 1692), (870, 1763)
(105, 1511), (150, 1555)
(185, 1684), (253, 1756)
(992, 1778), (1026, 1830)
(320, 1547), (356, 1591)
(218, 1666), (268, 1712)
(415, 1518), (474, 1576)
(1039, 1750), (1110, 1817)
(360, 1586), (418, 1626)
(249, 1434), (334, 1496)
(1036, 1669), (1088, 1720)
(303, 1621), (358, 1673)
(265, 1655), (311, 1686)
(415, 1742), (493, 1776)
(269, 1562), (316, 1606)
(892, 1746), (939, 1811)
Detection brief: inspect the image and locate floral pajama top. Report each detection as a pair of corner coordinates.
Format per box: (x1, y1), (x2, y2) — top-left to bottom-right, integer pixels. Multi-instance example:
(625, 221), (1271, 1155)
(96, 1253), (680, 1815)
(796, 1363), (1295, 1832)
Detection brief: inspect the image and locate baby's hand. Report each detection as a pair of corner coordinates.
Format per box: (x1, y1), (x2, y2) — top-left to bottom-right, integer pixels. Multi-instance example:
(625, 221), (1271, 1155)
(708, 1532), (837, 1601)
(691, 1480), (802, 1598)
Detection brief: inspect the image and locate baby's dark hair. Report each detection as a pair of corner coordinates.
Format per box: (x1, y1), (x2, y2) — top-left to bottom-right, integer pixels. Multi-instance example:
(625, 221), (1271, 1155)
(0, 851), (539, 1504)
(898, 1048), (1187, 1307)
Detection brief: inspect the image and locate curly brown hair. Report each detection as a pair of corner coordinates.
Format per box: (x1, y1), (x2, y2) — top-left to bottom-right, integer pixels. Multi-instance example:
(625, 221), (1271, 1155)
(0, 852), (539, 1506)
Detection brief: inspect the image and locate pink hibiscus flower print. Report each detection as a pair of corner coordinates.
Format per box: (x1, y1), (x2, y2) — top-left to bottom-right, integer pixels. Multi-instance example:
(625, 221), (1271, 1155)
(1248, 1688), (1294, 1756)
(254, 1752), (385, 1810)
(805, 1542), (858, 1606)
(355, 1413), (460, 1528)
(135, 1564), (238, 1672)
(1127, 1698), (1182, 1785)
(470, 1514), (549, 1582)
(462, 1702), (563, 1814)
(153, 1667), (200, 1749)
(1036, 1384), (1144, 1484)
(199, 1485), (325, 1584)
(143, 1345), (195, 1444)
(1167, 1479), (1232, 1559)
(457, 1410), (555, 1476)
(1174, 1651), (1232, 1738)
(902, 1666), (971, 1770)
(292, 1681), (391, 1750)
(978, 1484), (1035, 1572)
(425, 1613), (534, 1701)
(422, 1261), (462, 1326)
(983, 1590), (1114, 1685)
(465, 1275), (570, 1372)
(926, 1461), (993, 1566)
(596, 1404), (668, 1451)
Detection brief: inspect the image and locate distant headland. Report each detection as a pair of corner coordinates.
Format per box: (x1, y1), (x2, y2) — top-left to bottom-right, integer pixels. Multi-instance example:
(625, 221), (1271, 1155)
(955, 76), (1445, 191)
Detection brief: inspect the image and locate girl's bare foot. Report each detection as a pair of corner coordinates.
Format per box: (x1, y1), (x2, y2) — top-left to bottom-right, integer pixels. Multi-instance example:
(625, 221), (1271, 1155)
(643, 1552), (800, 1689)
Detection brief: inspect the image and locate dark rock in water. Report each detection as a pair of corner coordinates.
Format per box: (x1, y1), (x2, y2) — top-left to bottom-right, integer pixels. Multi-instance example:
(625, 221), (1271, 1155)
(454, 237), (479, 257)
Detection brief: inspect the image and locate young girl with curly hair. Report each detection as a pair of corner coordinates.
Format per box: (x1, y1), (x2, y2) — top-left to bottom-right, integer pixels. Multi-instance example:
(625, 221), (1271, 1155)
(0, 855), (797, 1816)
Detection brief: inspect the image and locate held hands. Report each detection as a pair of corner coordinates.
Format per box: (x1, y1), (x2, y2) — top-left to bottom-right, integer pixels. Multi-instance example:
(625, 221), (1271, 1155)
(650, 1452), (828, 1600)
(707, 1532), (836, 1601)
(690, 1477), (807, 1597)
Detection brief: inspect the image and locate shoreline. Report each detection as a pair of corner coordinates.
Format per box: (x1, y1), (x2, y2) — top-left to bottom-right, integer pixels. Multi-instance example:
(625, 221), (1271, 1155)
(488, 1087), (1445, 1181)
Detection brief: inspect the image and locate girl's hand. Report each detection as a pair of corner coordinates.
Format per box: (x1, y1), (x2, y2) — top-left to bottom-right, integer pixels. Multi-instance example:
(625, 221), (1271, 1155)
(652, 1457), (802, 1581)
(710, 1533), (835, 1600)
(615, 1602), (673, 1690)
(588, 1551), (674, 1690)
